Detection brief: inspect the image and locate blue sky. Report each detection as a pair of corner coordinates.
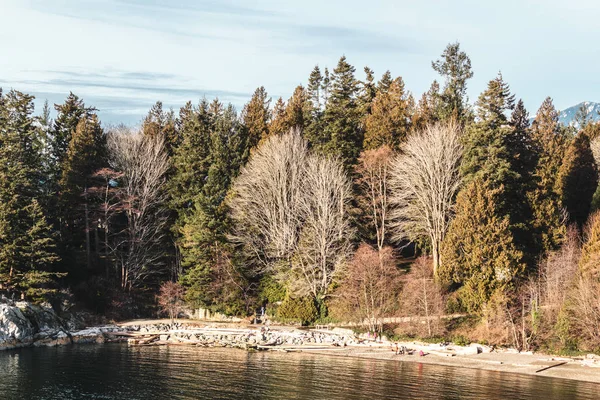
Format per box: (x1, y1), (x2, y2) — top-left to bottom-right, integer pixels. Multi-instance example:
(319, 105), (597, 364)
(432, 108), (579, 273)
(1, 0), (600, 124)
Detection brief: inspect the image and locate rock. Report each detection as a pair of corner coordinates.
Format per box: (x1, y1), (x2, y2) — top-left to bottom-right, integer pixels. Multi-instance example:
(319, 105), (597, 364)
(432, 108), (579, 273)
(0, 303), (35, 342)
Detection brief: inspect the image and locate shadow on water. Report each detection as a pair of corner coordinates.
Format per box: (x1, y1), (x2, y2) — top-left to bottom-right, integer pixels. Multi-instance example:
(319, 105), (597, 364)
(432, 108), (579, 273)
(0, 344), (599, 400)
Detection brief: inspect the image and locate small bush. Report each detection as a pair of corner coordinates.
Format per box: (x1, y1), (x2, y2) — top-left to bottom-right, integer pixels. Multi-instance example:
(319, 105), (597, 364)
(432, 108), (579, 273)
(276, 295), (318, 325)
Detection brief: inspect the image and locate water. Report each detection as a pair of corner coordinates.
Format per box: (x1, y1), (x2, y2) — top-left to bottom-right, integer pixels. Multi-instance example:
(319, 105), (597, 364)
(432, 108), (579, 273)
(0, 344), (598, 399)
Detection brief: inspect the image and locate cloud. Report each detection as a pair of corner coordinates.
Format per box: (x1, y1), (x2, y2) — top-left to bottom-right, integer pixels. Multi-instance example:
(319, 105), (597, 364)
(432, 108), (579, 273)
(1, 68), (255, 124)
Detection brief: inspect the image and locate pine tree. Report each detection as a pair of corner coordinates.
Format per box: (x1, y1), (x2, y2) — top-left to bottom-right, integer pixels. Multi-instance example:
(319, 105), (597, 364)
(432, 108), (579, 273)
(359, 66), (377, 116)
(169, 99), (214, 236)
(363, 77), (411, 150)
(0, 90), (37, 282)
(284, 85), (311, 132)
(440, 178), (525, 313)
(179, 104), (248, 306)
(242, 86), (271, 150)
(307, 66), (323, 110)
(52, 93), (95, 169)
(142, 101), (178, 153)
(21, 199), (60, 272)
(312, 56), (363, 167)
(412, 81), (442, 132)
(0, 90), (61, 298)
(322, 67), (331, 106)
(557, 132), (598, 227)
(529, 97), (569, 253)
(461, 73), (515, 186)
(59, 115), (104, 206)
(269, 97), (287, 136)
(377, 71), (393, 93)
(432, 42), (474, 124)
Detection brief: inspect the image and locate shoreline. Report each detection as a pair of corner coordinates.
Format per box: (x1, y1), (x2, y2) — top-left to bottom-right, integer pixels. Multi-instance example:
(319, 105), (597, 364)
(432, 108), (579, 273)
(298, 346), (600, 385)
(115, 319), (600, 385)
(3, 316), (600, 385)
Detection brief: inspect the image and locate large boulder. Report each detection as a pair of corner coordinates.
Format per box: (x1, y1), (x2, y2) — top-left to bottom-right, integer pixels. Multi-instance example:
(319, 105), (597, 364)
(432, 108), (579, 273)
(0, 303), (35, 343)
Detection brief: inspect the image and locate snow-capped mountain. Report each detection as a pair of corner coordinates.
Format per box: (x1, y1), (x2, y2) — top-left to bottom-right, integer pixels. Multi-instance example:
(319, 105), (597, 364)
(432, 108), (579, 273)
(558, 101), (600, 129)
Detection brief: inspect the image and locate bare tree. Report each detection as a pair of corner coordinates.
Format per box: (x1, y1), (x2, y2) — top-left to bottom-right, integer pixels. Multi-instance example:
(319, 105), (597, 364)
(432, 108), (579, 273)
(230, 129), (307, 267)
(291, 154), (353, 299)
(230, 130), (353, 299)
(157, 281), (185, 325)
(389, 122), (463, 278)
(107, 129), (169, 290)
(331, 244), (402, 331)
(568, 273), (600, 345)
(401, 257), (445, 337)
(356, 146), (393, 255)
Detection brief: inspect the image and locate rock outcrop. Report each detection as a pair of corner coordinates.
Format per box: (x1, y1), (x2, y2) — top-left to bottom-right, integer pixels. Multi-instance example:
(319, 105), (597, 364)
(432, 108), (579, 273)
(0, 298), (88, 350)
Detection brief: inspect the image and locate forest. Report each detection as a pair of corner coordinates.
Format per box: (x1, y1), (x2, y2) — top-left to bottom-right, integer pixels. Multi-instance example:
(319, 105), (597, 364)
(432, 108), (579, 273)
(1, 42), (600, 353)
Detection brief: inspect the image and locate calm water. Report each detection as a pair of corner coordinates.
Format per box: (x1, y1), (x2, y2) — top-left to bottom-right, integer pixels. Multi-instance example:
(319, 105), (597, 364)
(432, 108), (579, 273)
(0, 344), (598, 399)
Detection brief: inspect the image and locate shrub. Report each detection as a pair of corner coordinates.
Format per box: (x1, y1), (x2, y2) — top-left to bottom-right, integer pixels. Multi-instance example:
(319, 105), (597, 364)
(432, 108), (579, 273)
(276, 295), (318, 325)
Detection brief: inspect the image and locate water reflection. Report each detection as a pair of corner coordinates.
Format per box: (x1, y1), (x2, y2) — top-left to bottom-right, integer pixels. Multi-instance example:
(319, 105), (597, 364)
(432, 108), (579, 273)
(0, 344), (598, 399)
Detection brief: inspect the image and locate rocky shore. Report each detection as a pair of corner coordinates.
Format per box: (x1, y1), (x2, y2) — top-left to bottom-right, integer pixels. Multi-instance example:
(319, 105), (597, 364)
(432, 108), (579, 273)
(3, 301), (600, 385)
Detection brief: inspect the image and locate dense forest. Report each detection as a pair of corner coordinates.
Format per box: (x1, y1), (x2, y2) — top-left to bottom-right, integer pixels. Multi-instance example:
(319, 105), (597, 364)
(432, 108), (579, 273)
(2, 42), (600, 352)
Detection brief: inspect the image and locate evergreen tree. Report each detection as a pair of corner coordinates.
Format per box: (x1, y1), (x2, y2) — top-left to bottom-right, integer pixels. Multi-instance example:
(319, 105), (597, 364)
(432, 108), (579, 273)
(169, 99), (214, 236)
(59, 116), (104, 205)
(461, 73), (515, 186)
(440, 178), (525, 313)
(363, 77), (411, 150)
(322, 67), (331, 105)
(58, 114), (105, 271)
(313, 56), (363, 167)
(432, 42), (474, 124)
(284, 85), (311, 132)
(359, 66), (377, 117)
(529, 97), (569, 253)
(179, 105), (248, 306)
(412, 81), (442, 132)
(557, 132), (598, 228)
(307, 66), (322, 110)
(52, 92), (95, 170)
(269, 97), (287, 136)
(377, 70), (393, 93)
(142, 101), (178, 153)
(0, 90), (61, 298)
(0, 89), (38, 282)
(21, 199), (60, 272)
(242, 86), (271, 150)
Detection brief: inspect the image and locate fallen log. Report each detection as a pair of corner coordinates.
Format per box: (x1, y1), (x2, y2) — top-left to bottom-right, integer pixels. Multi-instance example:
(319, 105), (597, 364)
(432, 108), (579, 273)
(536, 361), (568, 373)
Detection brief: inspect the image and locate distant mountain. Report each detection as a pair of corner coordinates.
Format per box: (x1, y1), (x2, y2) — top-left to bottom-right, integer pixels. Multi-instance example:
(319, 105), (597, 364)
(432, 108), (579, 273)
(558, 101), (600, 128)
(528, 101), (600, 129)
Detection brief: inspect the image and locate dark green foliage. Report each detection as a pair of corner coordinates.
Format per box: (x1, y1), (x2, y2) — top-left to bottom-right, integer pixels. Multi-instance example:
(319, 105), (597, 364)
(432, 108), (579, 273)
(359, 66), (377, 116)
(276, 295), (319, 325)
(432, 42), (474, 124)
(242, 86), (271, 150)
(308, 56), (363, 167)
(307, 65), (323, 110)
(440, 178), (525, 313)
(257, 275), (286, 304)
(558, 133), (598, 227)
(142, 101), (178, 153)
(363, 77), (412, 150)
(412, 81), (442, 132)
(52, 92), (97, 171)
(529, 97), (569, 253)
(0, 90), (61, 300)
(461, 75), (537, 269)
(178, 105), (249, 308)
(169, 100), (213, 234)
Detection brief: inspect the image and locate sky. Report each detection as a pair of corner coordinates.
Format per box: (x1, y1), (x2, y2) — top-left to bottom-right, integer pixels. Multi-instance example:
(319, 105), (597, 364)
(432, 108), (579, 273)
(1, 0), (600, 125)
